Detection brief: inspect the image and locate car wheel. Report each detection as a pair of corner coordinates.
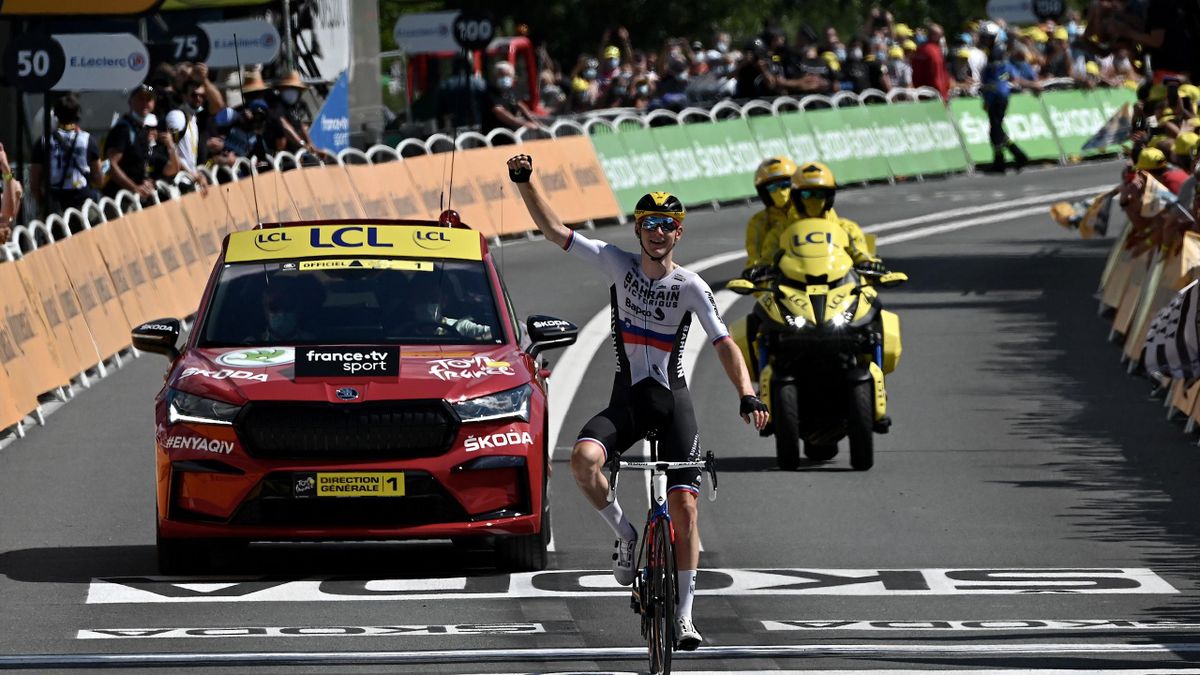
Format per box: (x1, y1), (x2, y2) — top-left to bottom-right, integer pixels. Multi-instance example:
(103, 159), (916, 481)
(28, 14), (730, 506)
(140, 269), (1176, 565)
(494, 485), (550, 572)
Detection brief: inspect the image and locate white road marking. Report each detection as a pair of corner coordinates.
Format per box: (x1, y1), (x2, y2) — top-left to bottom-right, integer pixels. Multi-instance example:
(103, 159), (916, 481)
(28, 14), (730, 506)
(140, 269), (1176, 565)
(78, 623), (546, 640)
(764, 618), (1200, 631)
(86, 567), (1176, 603)
(862, 184), (1109, 235)
(8, 644), (1200, 669)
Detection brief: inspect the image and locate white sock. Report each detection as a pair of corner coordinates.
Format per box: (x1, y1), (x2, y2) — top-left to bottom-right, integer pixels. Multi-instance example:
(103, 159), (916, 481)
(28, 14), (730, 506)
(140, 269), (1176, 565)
(676, 570), (697, 620)
(598, 501), (637, 541)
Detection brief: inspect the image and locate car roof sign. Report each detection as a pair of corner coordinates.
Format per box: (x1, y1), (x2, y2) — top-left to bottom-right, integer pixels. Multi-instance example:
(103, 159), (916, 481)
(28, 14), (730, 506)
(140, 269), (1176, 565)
(224, 223), (484, 263)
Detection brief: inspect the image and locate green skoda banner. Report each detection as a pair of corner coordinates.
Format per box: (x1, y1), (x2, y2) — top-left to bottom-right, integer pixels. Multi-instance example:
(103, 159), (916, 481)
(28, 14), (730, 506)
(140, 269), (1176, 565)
(950, 93), (1061, 164)
(588, 91), (1129, 214)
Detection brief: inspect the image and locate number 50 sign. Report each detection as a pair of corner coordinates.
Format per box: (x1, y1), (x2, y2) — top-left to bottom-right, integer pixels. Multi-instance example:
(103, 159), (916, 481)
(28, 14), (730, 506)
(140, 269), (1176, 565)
(3, 33), (149, 92)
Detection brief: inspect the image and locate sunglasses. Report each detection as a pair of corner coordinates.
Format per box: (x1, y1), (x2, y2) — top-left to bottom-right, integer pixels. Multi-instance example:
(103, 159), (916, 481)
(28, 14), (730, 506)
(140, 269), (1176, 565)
(797, 189), (830, 200)
(638, 215), (680, 233)
(765, 181), (790, 192)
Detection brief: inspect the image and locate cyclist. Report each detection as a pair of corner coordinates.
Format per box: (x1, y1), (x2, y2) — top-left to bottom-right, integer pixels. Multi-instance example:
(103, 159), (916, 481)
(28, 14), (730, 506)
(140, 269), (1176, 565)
(507, 153), (769, 651)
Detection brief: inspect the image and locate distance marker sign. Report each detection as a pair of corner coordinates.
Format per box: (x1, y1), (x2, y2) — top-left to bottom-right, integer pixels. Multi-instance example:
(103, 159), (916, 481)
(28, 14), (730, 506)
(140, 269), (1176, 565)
(3, 33), (148, 92)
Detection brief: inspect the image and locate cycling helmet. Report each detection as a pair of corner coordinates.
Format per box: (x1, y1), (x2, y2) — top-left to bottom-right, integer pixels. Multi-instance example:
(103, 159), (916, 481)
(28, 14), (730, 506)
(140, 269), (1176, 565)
(791, 162), (837, 217)
(754, 156), (798, 208)
(633, 191), (686, 223)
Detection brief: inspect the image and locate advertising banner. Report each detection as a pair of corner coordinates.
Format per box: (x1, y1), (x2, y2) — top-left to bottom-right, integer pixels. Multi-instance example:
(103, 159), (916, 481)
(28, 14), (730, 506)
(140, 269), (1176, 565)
(649, 123), (712, 206)
(697, 118), (768, 202)
(802, 106), (887, 184)
(198, 19), (280, 68)
(393, 11), (459, 55)
(1041, 90), (1110, 158)
(745, 114), (792, 161)
(950, 93), (1061, 163)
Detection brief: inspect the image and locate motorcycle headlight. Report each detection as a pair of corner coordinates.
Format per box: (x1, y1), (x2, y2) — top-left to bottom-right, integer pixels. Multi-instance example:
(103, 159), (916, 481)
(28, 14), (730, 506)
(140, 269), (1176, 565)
(166, 388), (241, 426)
(452, 384), (531, 423)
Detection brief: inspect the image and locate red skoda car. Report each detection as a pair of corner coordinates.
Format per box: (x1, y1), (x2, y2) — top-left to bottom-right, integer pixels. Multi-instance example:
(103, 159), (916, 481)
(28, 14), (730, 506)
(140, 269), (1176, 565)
(132, 218), (577, 573)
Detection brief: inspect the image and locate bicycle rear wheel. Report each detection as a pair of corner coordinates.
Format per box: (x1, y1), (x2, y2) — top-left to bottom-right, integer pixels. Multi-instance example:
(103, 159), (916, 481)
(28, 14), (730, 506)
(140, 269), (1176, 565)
(647, 518), (677, 674)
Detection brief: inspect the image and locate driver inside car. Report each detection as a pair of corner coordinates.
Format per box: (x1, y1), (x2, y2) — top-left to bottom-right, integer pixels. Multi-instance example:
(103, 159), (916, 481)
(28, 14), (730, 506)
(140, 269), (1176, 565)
(382, 268), (495, 340)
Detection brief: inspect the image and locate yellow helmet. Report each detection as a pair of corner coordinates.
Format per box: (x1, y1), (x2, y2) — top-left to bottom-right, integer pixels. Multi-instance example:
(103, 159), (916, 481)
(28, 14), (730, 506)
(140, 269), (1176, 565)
(633, 191), (686, 222)
(754, 156), (798, 187)
(791, 162), (837, 217)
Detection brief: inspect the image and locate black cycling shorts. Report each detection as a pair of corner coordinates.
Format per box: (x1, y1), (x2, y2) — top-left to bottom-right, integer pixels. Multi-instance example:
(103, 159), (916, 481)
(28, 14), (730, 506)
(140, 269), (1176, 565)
(576, 379), (703, 495)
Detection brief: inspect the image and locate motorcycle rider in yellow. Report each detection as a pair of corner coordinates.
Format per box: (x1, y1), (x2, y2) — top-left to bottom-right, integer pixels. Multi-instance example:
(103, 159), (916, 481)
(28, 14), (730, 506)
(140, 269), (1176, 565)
(759, 161), (886, 274)
(744, 156), (799, 271)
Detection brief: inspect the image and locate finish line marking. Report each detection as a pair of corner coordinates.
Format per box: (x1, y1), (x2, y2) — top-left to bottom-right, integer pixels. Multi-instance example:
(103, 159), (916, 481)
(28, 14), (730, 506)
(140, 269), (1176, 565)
(7, 643), (1200, 669)
(78, 623), (547, 640)
(86, 568), (1176, 604)
(764, 619), (1200, 632)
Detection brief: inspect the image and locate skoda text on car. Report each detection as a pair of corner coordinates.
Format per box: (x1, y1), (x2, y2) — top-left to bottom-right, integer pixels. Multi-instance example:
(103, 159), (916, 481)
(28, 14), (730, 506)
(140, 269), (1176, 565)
(132, 217), (578, 573)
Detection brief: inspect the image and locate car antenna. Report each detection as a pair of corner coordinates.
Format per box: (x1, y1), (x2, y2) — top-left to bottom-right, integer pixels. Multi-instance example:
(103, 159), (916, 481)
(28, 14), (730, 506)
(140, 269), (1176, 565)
(233, 34), (263, 228)
(446, 132), (458, 217)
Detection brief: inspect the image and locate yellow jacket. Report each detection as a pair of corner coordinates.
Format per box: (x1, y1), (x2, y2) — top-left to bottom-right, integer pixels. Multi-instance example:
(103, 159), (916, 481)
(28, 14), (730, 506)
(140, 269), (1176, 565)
(748, 206), (879, 268)
(744, 203), (797, 268)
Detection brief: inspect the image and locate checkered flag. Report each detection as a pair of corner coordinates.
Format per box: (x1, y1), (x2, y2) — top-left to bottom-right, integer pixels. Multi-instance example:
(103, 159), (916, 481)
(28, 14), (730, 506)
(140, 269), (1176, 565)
(1082, 103), (1132, 153)
(1144, 280), (1200, 383)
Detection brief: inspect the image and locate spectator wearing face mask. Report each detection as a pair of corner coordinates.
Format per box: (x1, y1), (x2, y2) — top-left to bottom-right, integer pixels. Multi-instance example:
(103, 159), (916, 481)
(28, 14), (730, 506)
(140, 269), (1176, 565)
(481, 61), (539, 133)
(886, 45), (912, 89)
(570, 56), (603, 112)
(103, 84), (158, 199)
(268, 71), (317, 154)
(911, 23), (949, 101)
(656, 38), (693, 109)
(597, 26), (633, 84)
(840, 39), (872, 92)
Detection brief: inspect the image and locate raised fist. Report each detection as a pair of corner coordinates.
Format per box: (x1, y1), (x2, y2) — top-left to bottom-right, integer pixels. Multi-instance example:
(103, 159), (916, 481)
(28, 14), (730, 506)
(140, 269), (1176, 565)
(507, 154), (533, 183)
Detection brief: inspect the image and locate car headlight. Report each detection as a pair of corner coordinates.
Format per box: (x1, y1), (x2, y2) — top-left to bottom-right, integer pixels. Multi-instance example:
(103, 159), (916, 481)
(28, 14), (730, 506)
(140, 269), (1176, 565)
(166, 388), (241, 426)
(452, 384), (531, 423)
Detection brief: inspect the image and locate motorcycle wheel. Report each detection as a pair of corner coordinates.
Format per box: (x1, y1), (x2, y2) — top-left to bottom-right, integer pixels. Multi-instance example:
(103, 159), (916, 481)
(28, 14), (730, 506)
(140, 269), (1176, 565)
(847, 378), (875, 471)
(803, 442), (838, 461)
(774, 382), (802, 470)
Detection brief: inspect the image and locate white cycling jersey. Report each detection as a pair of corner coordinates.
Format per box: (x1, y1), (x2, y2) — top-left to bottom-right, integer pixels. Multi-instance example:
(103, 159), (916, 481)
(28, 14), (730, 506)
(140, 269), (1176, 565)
(564, 230), (730, 389)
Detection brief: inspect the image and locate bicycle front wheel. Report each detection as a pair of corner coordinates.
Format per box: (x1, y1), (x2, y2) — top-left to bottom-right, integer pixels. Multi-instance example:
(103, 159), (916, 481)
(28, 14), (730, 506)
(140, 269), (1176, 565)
(647, 518), (677, 674)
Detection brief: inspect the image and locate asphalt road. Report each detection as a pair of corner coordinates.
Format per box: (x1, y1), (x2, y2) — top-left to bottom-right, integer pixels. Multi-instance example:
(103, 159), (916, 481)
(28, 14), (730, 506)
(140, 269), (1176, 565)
(7, 159), (1200, 673)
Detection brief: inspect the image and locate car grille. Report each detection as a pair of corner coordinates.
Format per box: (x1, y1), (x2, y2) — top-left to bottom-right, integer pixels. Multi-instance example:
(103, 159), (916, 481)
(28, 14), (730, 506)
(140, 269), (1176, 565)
(236, 400), (458, 460)
(230, 471), (468, 527)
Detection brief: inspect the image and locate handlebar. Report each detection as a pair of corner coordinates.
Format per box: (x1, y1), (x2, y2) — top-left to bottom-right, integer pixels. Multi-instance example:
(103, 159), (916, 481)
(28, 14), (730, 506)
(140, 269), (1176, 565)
(606, 451), (718, 503)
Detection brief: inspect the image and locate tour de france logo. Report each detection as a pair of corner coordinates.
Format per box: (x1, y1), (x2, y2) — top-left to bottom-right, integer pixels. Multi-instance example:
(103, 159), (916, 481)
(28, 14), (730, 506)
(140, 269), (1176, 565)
(215, 347), (295, 368)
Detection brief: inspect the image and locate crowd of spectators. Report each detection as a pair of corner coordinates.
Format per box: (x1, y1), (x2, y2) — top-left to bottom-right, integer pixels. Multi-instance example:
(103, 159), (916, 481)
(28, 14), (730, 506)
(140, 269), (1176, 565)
(511, 6), (1151, 124)
(11, 61), (326, 224)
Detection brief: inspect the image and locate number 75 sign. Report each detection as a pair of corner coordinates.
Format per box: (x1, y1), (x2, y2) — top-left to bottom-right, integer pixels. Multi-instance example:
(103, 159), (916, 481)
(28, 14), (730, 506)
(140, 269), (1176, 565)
(3, 33), (149, 92)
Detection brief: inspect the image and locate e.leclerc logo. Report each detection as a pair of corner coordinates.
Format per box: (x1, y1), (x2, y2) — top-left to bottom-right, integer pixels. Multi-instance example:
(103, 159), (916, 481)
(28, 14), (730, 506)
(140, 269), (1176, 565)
(128, 52), (146, 71)
(261, 33), (276, 47)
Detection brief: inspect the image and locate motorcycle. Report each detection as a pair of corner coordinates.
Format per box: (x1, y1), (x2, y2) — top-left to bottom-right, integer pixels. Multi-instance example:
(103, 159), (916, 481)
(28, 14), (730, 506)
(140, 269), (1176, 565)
(727, 217), (906, 471)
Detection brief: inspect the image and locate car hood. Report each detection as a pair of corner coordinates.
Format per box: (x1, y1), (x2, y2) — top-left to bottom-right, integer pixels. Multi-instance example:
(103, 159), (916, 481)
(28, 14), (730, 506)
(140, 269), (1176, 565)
(170, 345), (530, 404)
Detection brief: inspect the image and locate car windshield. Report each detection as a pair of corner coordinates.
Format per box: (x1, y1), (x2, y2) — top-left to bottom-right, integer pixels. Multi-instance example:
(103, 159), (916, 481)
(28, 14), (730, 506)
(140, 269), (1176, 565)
(198, 258), (504, 347)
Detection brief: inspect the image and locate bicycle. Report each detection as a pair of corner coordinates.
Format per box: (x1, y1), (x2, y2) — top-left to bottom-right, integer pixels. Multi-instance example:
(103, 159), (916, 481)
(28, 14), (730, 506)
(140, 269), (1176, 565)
(606, 429), (718, 675)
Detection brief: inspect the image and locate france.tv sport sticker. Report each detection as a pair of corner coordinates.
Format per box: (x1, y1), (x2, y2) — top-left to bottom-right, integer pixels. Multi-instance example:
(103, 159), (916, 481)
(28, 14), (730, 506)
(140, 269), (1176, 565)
(295, 346), (400, 378)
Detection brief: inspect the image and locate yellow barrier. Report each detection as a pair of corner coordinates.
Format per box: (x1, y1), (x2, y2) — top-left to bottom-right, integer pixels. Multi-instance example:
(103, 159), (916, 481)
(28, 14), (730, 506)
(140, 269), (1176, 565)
(0, 140), (620, 432)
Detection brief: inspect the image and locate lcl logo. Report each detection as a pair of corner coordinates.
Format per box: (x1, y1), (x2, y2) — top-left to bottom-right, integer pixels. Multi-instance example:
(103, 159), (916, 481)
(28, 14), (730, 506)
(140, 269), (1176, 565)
(310, 226), (394, 249)
(794, 231), (833, 246)
(414, 230), (451, 250)
(254, 230), (293, 252)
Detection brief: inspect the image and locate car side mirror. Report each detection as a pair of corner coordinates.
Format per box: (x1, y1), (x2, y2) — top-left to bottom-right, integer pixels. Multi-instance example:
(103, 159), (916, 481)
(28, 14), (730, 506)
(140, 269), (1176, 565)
(526, 315), (578, 358)
(132, 318), (181, 361)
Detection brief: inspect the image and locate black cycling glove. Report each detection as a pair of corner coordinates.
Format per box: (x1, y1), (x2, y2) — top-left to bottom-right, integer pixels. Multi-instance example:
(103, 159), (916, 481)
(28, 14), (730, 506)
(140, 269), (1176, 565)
(740, 394), (768, 417)
(508, 154), (533, 183)
(856, 260), (888, 275)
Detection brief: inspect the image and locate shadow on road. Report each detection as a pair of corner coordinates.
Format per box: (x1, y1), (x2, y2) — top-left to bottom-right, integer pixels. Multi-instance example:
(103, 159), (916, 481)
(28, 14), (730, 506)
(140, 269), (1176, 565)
(888, 235), (1200, 636)
(0, 540), (508, 582)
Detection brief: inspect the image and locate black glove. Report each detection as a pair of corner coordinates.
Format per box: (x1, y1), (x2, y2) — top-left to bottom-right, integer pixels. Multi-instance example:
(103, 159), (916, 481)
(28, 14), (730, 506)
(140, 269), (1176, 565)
(508, 153), (533, 183)
(740, 394), (768, 416)
(741, 265), (770, 281)
(856, 260), (888, 275)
